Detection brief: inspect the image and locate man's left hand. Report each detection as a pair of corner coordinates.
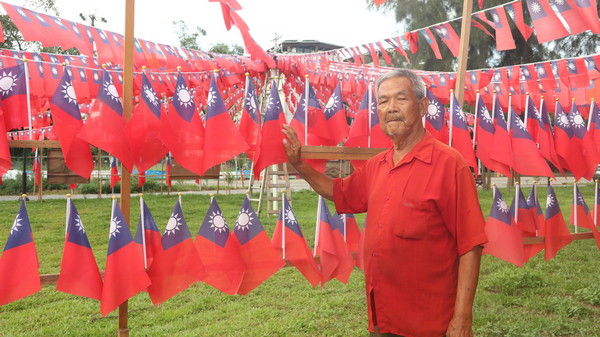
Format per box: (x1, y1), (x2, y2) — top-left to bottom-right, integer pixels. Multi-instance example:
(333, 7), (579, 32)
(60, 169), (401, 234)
(445, 315), (473, 337)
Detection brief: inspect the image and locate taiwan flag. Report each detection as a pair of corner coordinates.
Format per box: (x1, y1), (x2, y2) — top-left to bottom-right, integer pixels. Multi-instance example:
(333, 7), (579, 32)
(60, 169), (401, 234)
(253, 81), (287, 179)
(343, 213), (362, 269)
(509, 186), (538, 234)
(475, 94), (511, 177)
(483, 187), (525, 267)
(552, 0), (598, 34)
(79, 70), (133, 172)
(589, 100), (600, 153)
(489, 7), (516, 50)
(147, 199), (206, 305)
(569, 101), (599, 180)
(543, 185), (574, 261)
(570, 186), (600, 249)
(233, 197), (284, 294)
(100, 199), (150, 316)
(321, 83), (349, 145)
(508, 109), (554, 177)
(316, 197), (354, 284)
(450, 92), (476, 169)
(346, 88), (390, 149)
(127, 73), (167, 174)
(524, 187), (545, 261)
(0, 107), (10, 175)
(57, 198), (103, 300)
(0, 200), (40, 306)
(425, 90), (448, 144)
(433, 22), (460, 57)
(290, 81), (328, 145)
(203, 75), (248, 174)
(271, 195), (321, 287)
(160, 72), (205, 176)
(109, 157), (120, 189)
(0, 64), (28, 131)
(238, 77), (261, 162)
(525, 0), (569, 43)
(491, 96), (513, 170)
(195, 198), (245, 295)
(538, 99), (562, 170)
(49, 71), (93, 179)
(133, 198), (162, 269)
(418, 28), (442, 59)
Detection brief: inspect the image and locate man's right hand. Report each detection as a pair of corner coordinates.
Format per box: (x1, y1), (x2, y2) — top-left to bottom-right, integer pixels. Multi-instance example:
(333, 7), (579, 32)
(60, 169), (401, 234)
(282, 124), (302, 166)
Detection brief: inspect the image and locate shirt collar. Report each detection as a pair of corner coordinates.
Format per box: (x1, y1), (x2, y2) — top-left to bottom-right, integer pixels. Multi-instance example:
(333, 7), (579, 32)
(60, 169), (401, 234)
(380, 132), (434, 167)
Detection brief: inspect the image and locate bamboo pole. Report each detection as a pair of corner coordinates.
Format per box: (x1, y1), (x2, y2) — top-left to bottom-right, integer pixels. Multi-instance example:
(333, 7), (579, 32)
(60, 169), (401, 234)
(453, 0), (474, 105)
(118, 0), (135, 336)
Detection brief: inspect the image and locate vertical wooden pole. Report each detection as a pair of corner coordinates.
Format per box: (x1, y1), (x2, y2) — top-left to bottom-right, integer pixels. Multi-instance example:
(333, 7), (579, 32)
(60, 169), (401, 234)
(119, 0), (135, 336)
(453, 0), (474, 105)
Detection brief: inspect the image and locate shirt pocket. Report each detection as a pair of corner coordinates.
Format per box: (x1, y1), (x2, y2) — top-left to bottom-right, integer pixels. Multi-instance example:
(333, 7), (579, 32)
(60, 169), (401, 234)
(392, 200), (436, 240)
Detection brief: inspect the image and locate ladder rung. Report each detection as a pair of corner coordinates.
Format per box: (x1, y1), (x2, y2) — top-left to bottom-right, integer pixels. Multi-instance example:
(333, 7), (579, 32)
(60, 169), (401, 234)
(268, 197), (283, 201)
(267, 210), (280, 214)
(269, 170), (287, 175)
(267, 184), (289, 188)
(248, 198), (260, 202)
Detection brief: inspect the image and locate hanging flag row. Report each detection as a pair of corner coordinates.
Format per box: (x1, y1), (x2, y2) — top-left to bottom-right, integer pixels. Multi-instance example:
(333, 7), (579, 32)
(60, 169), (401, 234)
(0, 194), (363, 314)
(484, 183), (600, 267)
(0, 2), (271, 72)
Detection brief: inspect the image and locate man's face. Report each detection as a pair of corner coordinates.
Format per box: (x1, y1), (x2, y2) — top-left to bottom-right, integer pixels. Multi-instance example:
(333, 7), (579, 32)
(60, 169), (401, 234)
(376, 77), (427, 140)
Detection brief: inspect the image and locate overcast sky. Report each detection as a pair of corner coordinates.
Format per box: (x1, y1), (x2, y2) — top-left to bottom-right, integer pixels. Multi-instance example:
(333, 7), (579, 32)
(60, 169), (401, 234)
(6, 0), (402, 51)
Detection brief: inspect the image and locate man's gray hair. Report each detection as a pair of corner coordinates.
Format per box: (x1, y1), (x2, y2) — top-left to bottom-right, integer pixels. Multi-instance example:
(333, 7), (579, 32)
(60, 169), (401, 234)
(376, 69), (426, 99)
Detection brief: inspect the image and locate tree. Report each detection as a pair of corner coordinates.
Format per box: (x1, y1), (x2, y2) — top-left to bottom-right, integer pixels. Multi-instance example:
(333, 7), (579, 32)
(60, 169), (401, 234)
(173, 20), (207, 50)
(209, 43), (244, 55)
(368, 0), (600, 71)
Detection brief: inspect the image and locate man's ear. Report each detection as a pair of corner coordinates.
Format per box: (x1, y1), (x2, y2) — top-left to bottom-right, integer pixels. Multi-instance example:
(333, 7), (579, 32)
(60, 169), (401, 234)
(418, 97), (428, 117)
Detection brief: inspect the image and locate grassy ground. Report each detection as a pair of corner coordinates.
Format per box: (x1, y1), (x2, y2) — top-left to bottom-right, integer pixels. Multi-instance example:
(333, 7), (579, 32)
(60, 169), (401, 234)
(0, 186), (599, 337)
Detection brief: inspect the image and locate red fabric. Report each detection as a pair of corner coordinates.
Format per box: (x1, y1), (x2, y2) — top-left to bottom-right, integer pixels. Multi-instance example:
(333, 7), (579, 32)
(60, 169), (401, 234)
(0, 242), (40, 305)
(376, 41), (392, 66)
(333, 133), (487, 336)
(165, 158), (172, 188)
(420, 28), (442, 59)
(33, 153), (41, 187)
(433, 23), (460, 57)
(483, 189), (525, 267)
(109, 159), (120, 189)
(238, 78), (261, 162)
(525, 0), (570, 43)
(543, 188), (574, 261)
(490, 7), (516, 51)
(0, 108), (11, 175)
(0, 21), (4, 43)
(346, 90), (391, 149)
(56, 242), (102, 300)
(569, 0), (600, 33)
(449, 94), (477, 169)
(316, 199), (354, 284)
(194, 235), (245, 295)
(0, 64), (29, 131)
(474, 97), (512, 177)
(253, 84), (287, 178)
(344, 214), (362, 268)
(507, 1), (533, 41)
(508, 112), (554, 177)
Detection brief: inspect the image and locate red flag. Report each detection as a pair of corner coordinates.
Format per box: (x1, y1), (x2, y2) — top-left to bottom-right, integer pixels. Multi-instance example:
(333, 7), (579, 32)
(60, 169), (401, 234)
(483, 188), (525, 267)
(133, 199), (163, 269)
(127, 73), (167, 174)
(449, 92), (477, 169)
(203, 75), (249, 174)
(195, 198), (245, 295)
(489, 7), (516, 50)
(109, 157), (120, 189)
(491, 95), (514, 170)
(375, 41), (392, 66)
(272, 196), (321, 287)
(33, 150), (42, 187)
(100, 200), (150, 316)
(0, 107), (11, 175)
(543, 186), (574, 260)
(79, 70), (133, 171)
(425, 90), (449, 144)
(322, 83), (349, 145)
(0, 64), (29, 131)
(49, 71), (93, 179)
(57, 199), (103, 300)
(525, 0), (570, 43)
(505, 2), (533, 41)
(0, 200), (41, 305)
(345, 88), (391, 149)
(474, 94), (512, 177)
(343, 214), (362, 269)
(316, 198), (354, 284)
(570, 101), (599, 179)
(419, 28), (442, 59)
(553, 0), (600, 34)
(147, 200), (206, 305)
(432, 23), (460, 57)
(558, 59), (590, 89)
(536, 99), (562, 170)
(253, 81), (287, 178)
(238, 76), (261, 161)
(508, 108), (554, 177)
(233, 197), (284, 294)
(160, 73), (205, 176)
(365, 43), (380, 68)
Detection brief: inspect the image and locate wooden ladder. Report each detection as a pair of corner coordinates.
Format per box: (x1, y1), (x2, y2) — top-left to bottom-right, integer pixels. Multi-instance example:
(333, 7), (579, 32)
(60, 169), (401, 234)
(256, 163), (292, 216)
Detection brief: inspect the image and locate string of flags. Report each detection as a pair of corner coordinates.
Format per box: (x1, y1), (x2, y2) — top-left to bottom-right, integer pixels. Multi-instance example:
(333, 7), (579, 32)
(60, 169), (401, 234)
(0, 194), (363, 313)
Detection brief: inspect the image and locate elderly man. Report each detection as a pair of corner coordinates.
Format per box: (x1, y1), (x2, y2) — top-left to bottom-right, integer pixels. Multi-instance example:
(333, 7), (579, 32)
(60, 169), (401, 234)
(282, 69), (487, 337)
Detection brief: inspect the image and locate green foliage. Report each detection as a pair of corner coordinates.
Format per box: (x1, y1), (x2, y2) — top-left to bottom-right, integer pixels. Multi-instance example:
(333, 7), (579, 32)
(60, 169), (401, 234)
(575, 285), (600, 306)
(209, 42), (244, 56)
(173, 20), (207, 50)
(483, 268), (546, 295)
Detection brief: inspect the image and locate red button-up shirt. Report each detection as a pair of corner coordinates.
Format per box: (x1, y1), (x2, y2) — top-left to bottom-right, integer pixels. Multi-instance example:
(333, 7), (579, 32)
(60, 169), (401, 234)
(333, 133), (487, 337)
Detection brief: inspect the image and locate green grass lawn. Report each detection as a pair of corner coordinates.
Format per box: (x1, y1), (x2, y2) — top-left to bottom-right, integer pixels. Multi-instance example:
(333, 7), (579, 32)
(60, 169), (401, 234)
(0, 186), (599, 337)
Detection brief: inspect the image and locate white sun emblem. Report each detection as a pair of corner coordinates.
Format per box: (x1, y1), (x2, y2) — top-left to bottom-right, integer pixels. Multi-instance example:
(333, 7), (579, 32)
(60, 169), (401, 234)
(206, 88), (216, 107)
(0, 71), (18, 96)
(568, 62), (576, 71)
(61, 82), (77, 104)
(516, 117), (526, 130)
(492, 13), (500, 23)
(456, 109), (467, 122)
(546, 194), (555, 208)
(104, 81), (120, 101)
(16, 8), (26, 17)
(109, 217), (122, 237)
(577, 195), (585, 205)
(248, 94), (257, 111)
(555, 0), (565, 5)
(74, 216), (85, 233)
(531, 2), (542, 13)
(482, 108), (492, 123)
(164, 214), (182, 235)
(177, 86), (193, 107)
(10, 215), (22, 235)
(523, 68), (530, 77)
(558, 114), (570, 127)
(572, 114), (585, 128)
(537, 67), (546, 76)
(235, 209), (255, 231)
(426, 102), (440, 119)
(506, 7), (515, 18)
(143, 86), (158, 106)
(285, 207), (297, 225)
(209, 211), (227, 233)
(437, 27), (448, 36)
(497, 199), (509, 213)
(35, 14), (47, 25)
(325, 95), (338, 110)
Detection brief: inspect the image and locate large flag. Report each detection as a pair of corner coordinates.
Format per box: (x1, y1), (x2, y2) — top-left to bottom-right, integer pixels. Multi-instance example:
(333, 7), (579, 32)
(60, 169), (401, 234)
(238, 77), (261, 161)
(57, 198), (103, 300)
(160, 72), (205, 176)
(488, 7), (516, 50)
(271, 195), (321, 287)
(322, 83), (349, 145)
(552, 0), (600, 34)
(474, 94), (511, 177)
(203, 75), (248, 174)
(425, 90), (448, 144)
(569, 185), (600, 249)
(346, 88), (390, 149)
(525, 0), (569, 43)
(0, 200), (40, 305)
(508, 109), (554, 177)
(505, 1), (533, 41)
(316, 197), (354, 284)
(147, 199), (206, 305)
(0, 64), (29, 131)
(253, 81), (287, 178)
(491, 96), (513, 169)
(100, 199), (151, 316)
(543, 185), (574, 261)
(109, 157), (120, 189)
(49, 71), (93, 179)
(569, 101), (598, 180)
(133, 198), (163, 269)
(127, 73), (167, 174)
(233, 197), (284, 294)
(510, 186), (538, 235)
(290, 81), (328, 145)
(79, 70), (133, 171)
(483, 187), (525, 267)
(195, 198), (245, 295)
(433, 22), (460, 57)
(449, 92), (476, 169)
